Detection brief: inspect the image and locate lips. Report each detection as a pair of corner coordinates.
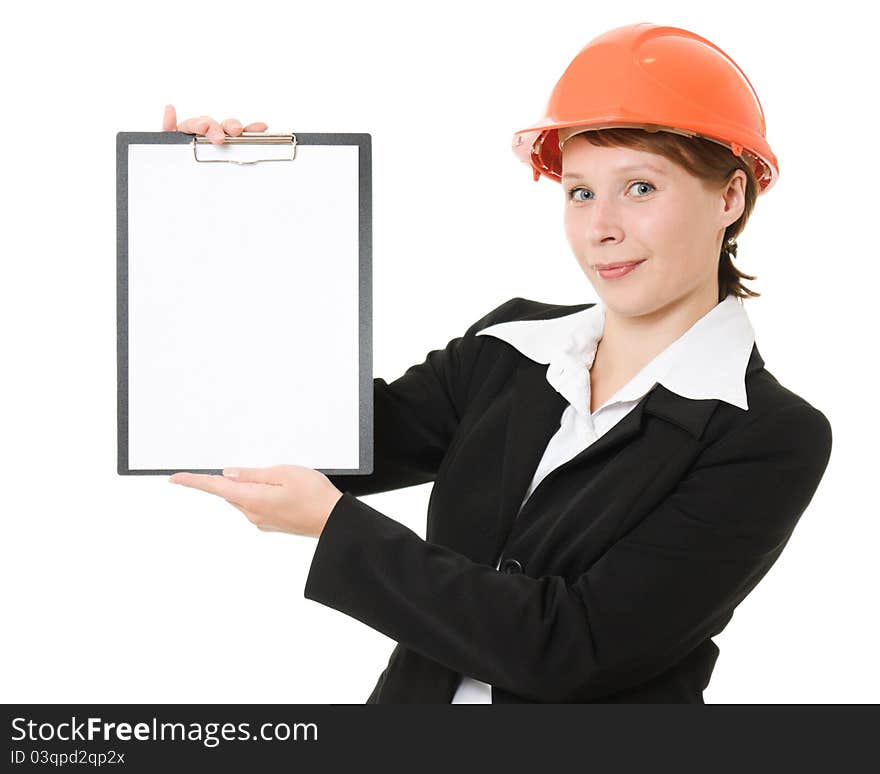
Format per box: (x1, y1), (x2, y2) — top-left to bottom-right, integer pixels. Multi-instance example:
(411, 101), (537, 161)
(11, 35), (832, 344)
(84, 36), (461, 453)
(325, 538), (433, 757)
(594, 259), (646, 270)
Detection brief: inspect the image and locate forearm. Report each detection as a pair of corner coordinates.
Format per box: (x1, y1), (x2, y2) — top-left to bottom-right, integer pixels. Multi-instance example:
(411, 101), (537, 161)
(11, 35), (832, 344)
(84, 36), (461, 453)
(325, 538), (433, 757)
(304, 492), (610, 702)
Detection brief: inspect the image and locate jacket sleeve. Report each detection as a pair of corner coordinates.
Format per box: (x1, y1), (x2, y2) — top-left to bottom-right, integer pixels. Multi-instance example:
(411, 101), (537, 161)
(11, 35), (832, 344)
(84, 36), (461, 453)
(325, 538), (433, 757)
(304, 401), (833, 702)
(322, 297), (521, 497)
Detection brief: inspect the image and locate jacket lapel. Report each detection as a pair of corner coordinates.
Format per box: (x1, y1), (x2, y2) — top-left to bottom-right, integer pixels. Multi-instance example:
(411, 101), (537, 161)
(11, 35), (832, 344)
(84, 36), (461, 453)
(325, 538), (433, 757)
(493, 341), (765, 559)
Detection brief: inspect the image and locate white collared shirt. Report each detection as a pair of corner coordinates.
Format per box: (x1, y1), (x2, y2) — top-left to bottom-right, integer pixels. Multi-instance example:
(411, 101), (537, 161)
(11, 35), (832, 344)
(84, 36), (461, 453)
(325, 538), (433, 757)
(450, 292), (756, 703)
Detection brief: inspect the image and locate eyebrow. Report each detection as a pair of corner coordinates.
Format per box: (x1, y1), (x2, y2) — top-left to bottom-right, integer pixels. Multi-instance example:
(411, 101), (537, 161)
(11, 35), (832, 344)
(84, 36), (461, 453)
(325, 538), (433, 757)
(561, 163), (667, 182)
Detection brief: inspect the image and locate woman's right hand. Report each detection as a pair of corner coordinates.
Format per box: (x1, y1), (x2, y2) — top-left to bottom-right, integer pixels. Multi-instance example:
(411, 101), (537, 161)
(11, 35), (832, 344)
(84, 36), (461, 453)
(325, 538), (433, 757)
(161, 104), (269, 145)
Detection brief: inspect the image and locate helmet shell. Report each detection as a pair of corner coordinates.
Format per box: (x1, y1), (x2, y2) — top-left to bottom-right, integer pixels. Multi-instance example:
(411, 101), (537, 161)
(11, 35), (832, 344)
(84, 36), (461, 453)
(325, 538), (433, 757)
(512, 23), (778, 193)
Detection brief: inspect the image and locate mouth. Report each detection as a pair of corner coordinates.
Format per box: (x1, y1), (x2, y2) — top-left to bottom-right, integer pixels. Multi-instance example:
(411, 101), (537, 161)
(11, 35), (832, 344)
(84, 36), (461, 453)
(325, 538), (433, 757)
(593, 259), (647, 270)
(594, 259), (647, 280)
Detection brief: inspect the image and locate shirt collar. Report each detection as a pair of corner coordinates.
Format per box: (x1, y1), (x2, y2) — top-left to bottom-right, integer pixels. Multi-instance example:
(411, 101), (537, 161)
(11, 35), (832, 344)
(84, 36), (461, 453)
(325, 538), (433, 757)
(475, 293), (756, 415)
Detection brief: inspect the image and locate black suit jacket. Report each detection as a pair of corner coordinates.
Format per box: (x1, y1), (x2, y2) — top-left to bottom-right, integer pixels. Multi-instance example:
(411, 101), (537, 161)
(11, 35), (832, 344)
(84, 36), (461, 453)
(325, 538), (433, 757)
(304, 296), (833, 703)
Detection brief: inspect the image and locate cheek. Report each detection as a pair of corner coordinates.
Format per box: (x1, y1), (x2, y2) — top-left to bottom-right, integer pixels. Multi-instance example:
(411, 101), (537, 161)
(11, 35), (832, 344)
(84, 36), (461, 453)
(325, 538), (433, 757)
(563, 210), (582, 248)
(627, 212), (675, 255)
(641, 206), (696, 255)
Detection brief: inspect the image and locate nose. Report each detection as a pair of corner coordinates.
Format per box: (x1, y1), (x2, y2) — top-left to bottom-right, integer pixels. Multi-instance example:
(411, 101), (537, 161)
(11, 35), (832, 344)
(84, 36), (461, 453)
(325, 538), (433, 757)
(587, 197), (625, 246)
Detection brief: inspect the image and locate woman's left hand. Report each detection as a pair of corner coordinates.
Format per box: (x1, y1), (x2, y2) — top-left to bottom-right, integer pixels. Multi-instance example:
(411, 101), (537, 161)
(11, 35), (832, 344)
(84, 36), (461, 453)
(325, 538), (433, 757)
(168, 465), (343, 538)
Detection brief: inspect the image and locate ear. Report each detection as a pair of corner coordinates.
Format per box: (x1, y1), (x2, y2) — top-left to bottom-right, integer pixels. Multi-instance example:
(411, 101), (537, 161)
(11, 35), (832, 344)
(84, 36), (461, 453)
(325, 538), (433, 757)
(720, 169), (747, 229)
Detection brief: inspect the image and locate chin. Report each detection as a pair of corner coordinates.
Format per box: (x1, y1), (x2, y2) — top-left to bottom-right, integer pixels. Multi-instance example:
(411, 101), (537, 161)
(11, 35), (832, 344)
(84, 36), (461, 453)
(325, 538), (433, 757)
(597, 289), (661, 318)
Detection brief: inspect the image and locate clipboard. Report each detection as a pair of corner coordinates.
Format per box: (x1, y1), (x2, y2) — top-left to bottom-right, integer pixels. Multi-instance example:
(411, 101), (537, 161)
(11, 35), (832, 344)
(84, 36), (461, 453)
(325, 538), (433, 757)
(116, 130), (372, 476)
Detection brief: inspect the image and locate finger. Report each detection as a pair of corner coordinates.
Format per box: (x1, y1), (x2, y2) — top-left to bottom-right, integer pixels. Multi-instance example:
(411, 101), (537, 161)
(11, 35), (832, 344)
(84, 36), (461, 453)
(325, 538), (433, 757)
(221, 118), (243, 137)
(176, 116), (209, 134)
(204, 116), (228, 145)
(223, 466), (284, 485)
(169, 471), (240, 498)
(177, 115), (226, 145)
(162, 104), (177, 131)
(242, 121), (268, 132)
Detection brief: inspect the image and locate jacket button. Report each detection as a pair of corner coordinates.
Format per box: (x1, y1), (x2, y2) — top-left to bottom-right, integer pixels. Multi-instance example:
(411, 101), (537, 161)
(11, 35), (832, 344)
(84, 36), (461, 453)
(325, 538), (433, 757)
(500, 558), (523, 574)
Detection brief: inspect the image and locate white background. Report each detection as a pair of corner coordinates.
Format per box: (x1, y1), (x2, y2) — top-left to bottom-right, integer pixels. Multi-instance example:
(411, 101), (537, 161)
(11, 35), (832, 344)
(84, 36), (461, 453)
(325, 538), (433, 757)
(1, 0), (876, 704)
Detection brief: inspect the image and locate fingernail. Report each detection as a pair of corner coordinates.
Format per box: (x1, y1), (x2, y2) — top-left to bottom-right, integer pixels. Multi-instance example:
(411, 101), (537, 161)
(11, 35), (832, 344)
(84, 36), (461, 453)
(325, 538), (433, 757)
(223, 468), (239, 479)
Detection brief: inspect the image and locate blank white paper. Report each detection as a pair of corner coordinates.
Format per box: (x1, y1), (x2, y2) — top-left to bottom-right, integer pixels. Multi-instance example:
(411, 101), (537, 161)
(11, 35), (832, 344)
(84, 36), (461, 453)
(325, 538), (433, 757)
(125, 141), (362, 470)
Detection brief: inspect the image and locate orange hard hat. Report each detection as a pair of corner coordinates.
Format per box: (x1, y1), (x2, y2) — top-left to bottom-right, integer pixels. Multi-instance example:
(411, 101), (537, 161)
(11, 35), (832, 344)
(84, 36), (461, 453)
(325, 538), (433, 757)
(512, 22), (779, 194)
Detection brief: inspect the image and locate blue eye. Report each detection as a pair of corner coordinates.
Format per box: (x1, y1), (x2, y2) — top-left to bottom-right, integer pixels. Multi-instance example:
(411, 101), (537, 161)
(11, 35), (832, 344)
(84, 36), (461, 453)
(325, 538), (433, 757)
(629, 181), (655, 197)
(566, 181), (655, 201)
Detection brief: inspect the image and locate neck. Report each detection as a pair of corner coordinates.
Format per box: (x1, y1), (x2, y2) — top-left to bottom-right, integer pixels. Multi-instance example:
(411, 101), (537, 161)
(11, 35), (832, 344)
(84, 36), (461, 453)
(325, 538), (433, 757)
(592, 284), (721, 378)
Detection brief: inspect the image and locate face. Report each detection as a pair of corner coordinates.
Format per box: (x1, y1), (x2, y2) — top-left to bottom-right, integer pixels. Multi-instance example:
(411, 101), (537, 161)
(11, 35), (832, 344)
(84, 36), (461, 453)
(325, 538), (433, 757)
(561, 137), (746, 317)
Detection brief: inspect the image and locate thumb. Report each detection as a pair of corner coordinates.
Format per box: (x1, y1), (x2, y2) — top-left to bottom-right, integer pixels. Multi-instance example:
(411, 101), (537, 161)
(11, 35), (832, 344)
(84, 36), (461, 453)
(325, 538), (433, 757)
(223, 466), (281, 484)
(162, 104), (177, 131)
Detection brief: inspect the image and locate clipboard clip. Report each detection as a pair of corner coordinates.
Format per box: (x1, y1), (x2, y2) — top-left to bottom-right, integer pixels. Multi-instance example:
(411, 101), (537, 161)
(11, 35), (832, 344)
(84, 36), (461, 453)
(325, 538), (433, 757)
(192, 132), (297, 164)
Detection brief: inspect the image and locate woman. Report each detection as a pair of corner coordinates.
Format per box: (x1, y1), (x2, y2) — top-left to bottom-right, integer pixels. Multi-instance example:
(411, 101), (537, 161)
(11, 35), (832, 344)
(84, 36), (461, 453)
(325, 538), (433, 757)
(169, 23), (833, 703)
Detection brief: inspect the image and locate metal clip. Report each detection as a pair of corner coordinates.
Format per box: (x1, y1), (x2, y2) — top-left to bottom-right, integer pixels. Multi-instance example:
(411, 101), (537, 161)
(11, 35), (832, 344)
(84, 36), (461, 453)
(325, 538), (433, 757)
(192, 132), (297, 164)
